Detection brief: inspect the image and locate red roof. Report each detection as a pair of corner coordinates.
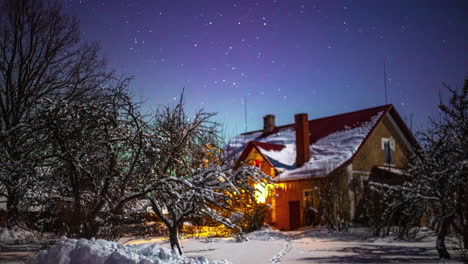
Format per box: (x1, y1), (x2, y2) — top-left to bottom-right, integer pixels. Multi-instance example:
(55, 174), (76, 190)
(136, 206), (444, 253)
(241, 104), (417, 146)
(235, 141), (285, 168)
(308, 105), (390, 144)
(251, 141), (285, 151)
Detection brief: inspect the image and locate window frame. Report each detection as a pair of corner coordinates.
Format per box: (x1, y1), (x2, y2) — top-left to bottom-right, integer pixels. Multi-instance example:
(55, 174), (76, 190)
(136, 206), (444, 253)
(303, 189), (317, 209)
(381, 137), (395, 166)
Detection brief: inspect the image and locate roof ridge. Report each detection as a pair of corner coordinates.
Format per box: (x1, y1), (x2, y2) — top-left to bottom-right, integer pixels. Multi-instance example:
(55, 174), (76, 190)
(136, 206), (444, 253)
(241, 104), (393, 135)
(252, 141), (285, 147)
(307, 104), (392, 123)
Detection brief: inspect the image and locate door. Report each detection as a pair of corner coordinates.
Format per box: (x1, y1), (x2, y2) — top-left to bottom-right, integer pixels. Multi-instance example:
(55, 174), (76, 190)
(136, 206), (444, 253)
(289, 201), (300, 230)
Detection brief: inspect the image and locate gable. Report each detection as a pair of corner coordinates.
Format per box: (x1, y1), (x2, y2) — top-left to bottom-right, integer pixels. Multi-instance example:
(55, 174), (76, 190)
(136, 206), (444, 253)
(235, 142), (277, 177)
(352, 112), (415, 172)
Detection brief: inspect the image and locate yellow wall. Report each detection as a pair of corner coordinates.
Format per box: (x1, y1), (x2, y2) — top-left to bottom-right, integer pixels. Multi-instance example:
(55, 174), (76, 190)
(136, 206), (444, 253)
(350, 114), (413, 220)
(244, 148), (276, 177)
(352, 114), (412, 172)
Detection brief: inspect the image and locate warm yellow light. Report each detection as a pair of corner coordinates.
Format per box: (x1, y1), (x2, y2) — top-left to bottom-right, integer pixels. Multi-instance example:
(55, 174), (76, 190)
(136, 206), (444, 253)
(124, 237), (167, 245)
(255, 183), (273, 203)
(181, 225), (230, 238)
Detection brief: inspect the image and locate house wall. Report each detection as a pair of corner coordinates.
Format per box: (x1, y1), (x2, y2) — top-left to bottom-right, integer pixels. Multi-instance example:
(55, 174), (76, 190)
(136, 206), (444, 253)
(242, 148), (280, 225)
(352, 114), (412, 172)
(244, 148), (276, 177)
(350, 113), (413, 220)
(274, 179), (323, 230)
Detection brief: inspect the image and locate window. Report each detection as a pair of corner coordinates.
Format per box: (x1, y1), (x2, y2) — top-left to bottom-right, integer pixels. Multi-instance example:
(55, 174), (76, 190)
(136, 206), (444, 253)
(303, 189), (316, 209)
(384, 141), (392, 164)
(303, 189), (318, 226)
(381, 138), (395, 165)
(254, 159), (260, 167)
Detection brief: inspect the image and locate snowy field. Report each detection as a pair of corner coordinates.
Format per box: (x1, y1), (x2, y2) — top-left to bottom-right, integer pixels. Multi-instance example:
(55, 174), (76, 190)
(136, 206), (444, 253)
(0, 226), (463, 264)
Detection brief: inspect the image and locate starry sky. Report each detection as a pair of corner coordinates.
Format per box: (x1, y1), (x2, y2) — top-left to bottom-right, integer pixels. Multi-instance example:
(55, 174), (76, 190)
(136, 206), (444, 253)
(62, 0), (468, 139)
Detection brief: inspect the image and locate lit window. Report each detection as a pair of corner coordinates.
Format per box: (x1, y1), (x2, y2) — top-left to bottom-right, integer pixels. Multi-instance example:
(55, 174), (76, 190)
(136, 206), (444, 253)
(254, 159), (260, 167)
(255, 183), (274, 203)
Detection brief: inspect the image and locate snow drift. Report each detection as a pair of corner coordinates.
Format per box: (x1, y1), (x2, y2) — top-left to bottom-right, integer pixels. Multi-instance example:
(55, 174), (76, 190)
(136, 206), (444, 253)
(0, 227), (38, 242)
(27, 237), (230, 264)
(246, 226), (285, 241)
(0, 227), (20, 241)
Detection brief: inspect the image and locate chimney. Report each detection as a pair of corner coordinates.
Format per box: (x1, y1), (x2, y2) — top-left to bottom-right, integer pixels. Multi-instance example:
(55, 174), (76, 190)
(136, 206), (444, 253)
(295, 113), (310, 167)
(263, 114), (275, 134)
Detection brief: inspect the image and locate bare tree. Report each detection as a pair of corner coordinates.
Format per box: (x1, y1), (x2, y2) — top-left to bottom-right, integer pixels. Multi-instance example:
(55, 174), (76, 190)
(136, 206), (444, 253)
(362, 181), (425, 239)
(315, 161), (351, 232)
(32, 78), (161, 239)
(0, 0), (116, 227)
(404, 77), (468, 259)
(143, 95), (270, 255)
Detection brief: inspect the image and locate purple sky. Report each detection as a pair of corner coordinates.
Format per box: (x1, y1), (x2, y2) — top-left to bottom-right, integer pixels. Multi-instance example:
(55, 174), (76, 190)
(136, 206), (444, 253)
(62, 0), (468, 139)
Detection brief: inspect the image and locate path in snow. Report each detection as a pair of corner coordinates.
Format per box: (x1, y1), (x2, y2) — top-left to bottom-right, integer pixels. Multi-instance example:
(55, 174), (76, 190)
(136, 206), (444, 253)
(166, 238), (284, 264)
(268, 240), (291, 263)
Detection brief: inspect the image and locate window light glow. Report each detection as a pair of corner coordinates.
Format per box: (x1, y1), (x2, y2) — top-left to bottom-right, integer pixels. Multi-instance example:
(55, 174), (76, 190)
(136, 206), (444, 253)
(255, 183), (273, 203)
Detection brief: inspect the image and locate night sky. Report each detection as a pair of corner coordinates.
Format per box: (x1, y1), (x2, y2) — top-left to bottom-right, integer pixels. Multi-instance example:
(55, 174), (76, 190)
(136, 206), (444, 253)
(62, 0), (468, 139)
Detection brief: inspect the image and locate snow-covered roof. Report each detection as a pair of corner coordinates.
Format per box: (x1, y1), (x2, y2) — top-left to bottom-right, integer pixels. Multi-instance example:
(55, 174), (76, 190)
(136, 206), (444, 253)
(227, 105), (394, 181)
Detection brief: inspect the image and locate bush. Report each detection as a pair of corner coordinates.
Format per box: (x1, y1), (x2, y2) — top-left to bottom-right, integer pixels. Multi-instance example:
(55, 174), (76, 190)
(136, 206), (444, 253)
(361, 181), (425, 240)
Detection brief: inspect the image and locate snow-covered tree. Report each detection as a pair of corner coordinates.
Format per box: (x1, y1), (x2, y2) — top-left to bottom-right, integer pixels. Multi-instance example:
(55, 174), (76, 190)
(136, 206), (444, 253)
(143, 95), (270, 255)
(406, 77), (468, 259)
(0, 0), (115, 227)
(363, 180), (425, 239)
(319, 171), (351, 232)
(33, 79), (156, 239)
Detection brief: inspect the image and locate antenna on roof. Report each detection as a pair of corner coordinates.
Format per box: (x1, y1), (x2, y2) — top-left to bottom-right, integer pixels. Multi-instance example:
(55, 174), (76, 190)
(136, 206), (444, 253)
(243, 96), (248, 132)
(410, 113), (413, 131)
(139, 85), (143, 103)
(384, 58), (388, 105)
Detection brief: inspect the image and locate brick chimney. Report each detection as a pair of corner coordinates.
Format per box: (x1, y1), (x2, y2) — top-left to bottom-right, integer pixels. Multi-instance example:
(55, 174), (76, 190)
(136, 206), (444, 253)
(295, 113), (310, 167)
(263, 114), (275, 134)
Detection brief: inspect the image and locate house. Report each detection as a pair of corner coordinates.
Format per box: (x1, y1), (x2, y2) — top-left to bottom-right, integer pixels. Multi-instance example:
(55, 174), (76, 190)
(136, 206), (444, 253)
(226, 104), (418, 230)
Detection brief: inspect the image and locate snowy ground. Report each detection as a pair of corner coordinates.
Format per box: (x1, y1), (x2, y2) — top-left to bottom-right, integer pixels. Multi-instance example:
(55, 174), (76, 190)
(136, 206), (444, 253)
(124, 227), (462, 264)
(1, 226), (464, 264)
(0, 228), (54, 264)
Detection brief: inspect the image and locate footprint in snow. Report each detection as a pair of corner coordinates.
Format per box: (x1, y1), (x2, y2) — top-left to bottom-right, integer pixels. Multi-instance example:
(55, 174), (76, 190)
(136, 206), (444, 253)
(269, 240), (291, 263)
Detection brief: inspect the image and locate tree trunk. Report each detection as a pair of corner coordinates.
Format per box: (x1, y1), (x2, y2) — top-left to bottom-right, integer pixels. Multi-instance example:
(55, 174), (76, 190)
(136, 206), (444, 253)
(169, 225), (183, 255)
(436, 217), (451, 259)
(461, 214), (468, 250)
(6, 192), (19, 228)
(70, 169), (82, 237)
(464, 184), (468, 249)
(83, 216), (100, 239)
